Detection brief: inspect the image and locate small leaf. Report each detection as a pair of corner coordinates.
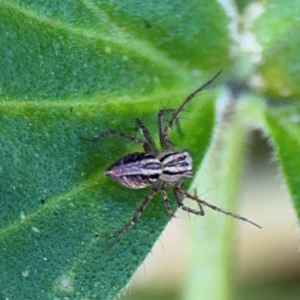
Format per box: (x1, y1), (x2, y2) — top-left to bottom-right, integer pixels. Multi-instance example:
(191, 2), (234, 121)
(253, 0), (300, 98)
(265, 106), (300, 220)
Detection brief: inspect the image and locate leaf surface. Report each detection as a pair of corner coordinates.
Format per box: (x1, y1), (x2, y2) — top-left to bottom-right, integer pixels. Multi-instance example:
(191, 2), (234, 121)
(0, 0), (227, 298)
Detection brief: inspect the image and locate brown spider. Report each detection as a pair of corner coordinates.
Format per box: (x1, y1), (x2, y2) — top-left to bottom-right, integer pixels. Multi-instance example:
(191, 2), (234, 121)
(81, 70), (261, 248)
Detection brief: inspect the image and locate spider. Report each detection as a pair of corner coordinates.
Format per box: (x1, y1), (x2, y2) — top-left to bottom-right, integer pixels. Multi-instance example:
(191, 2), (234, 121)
(81, 70), (261, 248)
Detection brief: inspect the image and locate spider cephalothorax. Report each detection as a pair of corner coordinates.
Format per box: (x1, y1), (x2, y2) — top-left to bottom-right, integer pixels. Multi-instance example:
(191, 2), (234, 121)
(81, 70), (261, 248)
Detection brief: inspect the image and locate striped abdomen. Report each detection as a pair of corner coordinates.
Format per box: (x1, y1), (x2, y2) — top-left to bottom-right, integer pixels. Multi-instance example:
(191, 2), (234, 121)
(105, 152), (162, 189)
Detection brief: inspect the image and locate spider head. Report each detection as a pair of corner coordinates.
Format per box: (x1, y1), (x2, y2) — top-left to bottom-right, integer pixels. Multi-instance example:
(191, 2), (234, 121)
(158, 150), (193, 183)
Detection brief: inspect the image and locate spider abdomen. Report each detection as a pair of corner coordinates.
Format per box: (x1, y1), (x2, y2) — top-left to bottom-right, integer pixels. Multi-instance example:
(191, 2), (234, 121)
(158, 150), (193, 182)
(105, 152), (162, 189)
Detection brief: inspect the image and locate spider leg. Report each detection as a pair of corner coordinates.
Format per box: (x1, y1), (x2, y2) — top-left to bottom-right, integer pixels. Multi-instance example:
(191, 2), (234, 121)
(160, 184), (175, 218)
(176, 188), (262, 228)
(109, 186), (159, 249)
(173, 187), (204, 216)
(158, 108), (175, 151)
(174, 112), (184, 137)
(135, 118), (159, 155)
(158, 108), (184, 137)
(163, 70), (223, 136)
(192, 188), (205, 215)
(80, 130), (151, 153)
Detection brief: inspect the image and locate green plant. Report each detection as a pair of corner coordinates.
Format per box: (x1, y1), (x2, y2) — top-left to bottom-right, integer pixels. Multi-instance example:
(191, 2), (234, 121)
(1, 1), (299, 299)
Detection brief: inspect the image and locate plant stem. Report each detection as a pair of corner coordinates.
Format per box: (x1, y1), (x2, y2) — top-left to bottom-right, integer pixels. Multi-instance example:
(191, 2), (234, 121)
(182, 92), (264, 300)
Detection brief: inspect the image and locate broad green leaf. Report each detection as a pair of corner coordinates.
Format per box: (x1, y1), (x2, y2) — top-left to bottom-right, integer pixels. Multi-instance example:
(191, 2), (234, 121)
(0, 0), (228, 298)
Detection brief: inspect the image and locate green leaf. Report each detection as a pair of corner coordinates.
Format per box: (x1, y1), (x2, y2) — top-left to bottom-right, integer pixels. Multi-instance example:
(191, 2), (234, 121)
(253, 0), (300, 98)
(0, 0), (227, 298)
(265, 106), (300, 220)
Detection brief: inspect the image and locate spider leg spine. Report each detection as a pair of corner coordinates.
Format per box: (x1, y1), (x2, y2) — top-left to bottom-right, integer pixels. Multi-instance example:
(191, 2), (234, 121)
(177, 188), (262, 229)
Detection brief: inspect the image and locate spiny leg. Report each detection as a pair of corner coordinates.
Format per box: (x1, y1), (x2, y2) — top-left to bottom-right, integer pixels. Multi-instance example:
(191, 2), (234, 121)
(163, 70), (223, 136)
(135, 118), (159, 155)
(109, 186), (159, 249)
(173, 187), (204, 216)
(158, 108), (175, 151)
(80, 130), (151, 153)
(158, 108), (187, 151)
(160, 184), (175, 218)
(175, 181), (205, 215)
(158, 108), (184, 134)
(158, 109), (185, 150)
(176, 188), (262, 228)
(192, 188), (206, 215)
